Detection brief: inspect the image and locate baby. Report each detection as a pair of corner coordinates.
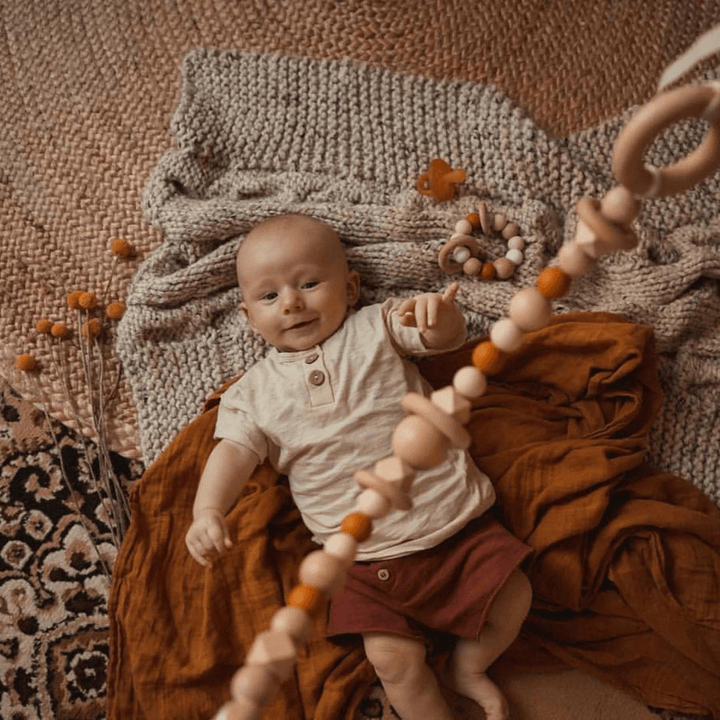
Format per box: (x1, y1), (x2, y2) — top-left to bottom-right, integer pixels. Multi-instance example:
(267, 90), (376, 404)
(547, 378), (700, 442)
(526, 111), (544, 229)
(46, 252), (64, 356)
(186, 214), (532, 720)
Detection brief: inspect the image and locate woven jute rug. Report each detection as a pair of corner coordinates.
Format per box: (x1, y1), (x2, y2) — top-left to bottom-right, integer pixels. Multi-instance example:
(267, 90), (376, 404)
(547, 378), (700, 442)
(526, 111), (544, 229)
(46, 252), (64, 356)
(2, 0), (720, 458)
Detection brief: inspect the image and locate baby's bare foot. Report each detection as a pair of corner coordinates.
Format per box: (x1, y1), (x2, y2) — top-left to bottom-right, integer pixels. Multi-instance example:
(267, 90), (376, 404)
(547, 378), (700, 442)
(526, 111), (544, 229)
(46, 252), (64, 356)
(452, 671), (508, 720)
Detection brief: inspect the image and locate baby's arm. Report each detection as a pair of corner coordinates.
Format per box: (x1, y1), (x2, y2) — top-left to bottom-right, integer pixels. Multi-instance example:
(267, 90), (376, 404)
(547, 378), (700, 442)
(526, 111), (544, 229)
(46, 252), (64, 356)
(398, 282), (465, 350)
(185, 438), (260, 567)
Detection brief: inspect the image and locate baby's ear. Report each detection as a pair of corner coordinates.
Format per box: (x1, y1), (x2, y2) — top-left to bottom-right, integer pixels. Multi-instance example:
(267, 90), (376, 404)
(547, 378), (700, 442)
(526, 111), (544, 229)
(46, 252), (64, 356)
(347, 270), (361, 306)
(239, 302), (254, 329)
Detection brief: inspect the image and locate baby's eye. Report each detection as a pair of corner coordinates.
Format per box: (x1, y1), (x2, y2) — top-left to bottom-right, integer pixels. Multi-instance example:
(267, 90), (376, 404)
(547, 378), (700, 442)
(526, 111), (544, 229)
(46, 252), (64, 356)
(261, 291), (278, 302)
(302, 281), (319, 290)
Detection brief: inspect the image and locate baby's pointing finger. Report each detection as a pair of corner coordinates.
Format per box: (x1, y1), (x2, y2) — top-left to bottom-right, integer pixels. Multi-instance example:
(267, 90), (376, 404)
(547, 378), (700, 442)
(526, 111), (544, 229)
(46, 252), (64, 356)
(442, 282), (460, 304)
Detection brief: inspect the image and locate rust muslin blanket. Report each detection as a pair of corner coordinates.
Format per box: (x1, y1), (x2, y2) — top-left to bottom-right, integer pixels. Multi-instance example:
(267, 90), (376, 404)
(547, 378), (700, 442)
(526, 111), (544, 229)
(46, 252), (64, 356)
(108, 313), (720, 719)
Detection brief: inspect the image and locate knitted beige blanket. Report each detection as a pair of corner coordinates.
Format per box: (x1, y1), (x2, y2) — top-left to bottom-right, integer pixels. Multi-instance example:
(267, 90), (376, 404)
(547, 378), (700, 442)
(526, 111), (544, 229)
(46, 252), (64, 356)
(117, 49), (720, 506)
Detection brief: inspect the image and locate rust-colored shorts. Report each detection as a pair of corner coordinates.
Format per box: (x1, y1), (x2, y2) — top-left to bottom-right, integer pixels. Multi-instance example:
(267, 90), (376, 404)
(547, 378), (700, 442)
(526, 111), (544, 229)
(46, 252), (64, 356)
(327, 514), (531, 645)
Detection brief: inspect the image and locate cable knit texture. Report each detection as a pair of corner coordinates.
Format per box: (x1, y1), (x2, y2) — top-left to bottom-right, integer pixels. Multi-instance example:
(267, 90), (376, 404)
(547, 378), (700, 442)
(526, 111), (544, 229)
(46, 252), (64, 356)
(118, 49), (720, 508)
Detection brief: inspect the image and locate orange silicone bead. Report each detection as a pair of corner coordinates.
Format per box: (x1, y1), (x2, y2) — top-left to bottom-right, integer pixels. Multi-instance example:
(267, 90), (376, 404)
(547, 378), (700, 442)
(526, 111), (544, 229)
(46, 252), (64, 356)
(479, 262), (496, 281)
(287, 584), (325, 615)
(341, 512), (373, 542)
(465, 212), (481, 229)
(472, 341), (505, 376)
(537, 267), (572, 299)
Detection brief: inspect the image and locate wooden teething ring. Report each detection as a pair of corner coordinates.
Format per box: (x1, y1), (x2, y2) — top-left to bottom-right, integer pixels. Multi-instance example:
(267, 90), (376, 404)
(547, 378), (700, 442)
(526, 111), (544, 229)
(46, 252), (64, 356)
(438, 236), (482, 273)
(613, 83), (720, 197)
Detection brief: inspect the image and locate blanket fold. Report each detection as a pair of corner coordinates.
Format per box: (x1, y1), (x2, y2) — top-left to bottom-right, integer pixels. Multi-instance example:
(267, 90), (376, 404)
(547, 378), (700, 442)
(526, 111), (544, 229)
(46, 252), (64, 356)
(109, 312), (720, 719)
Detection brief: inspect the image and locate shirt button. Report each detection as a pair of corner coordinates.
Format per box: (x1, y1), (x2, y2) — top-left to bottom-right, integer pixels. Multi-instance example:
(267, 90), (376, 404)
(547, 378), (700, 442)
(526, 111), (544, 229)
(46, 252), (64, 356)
(305, 353), (319, 364)
(309, 369), (325, 386)
(377, 568), (390, 581)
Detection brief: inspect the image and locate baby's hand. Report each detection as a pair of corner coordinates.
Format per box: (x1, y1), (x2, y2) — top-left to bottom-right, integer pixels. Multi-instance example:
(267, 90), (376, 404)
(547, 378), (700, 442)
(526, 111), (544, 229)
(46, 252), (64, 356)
(185, 508), (232, 567)
(398, 282), (460, 333)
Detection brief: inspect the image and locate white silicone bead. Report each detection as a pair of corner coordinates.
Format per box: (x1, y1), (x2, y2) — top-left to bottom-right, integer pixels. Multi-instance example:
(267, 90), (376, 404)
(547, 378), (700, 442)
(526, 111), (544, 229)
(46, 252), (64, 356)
(453, 366), (487, 398)
(231, 664), (281, 705)
(324, 532), (358, 566)
(508, 287), (552, 332)
(270, 606), (314, 645)
(505, 248), (524, 264)
(507, 235), (525, 250)
(298, 550), (346, 597)
(356, 488), (392, 519)
(557, 241), (596, 276)
(490, 317), (525, 353)
(452, 245), (472, 264)
(455, 218), (473, 235)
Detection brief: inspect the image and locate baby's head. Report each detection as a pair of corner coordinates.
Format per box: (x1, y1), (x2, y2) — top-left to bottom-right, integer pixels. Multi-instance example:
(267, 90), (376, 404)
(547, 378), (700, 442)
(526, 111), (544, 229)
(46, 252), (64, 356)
(237, 214), (360, 352)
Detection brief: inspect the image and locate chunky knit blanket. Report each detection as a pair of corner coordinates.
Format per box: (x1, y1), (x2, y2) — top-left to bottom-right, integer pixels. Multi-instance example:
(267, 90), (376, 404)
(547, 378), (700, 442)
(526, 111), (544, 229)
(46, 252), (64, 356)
(117, 49), (720, 505)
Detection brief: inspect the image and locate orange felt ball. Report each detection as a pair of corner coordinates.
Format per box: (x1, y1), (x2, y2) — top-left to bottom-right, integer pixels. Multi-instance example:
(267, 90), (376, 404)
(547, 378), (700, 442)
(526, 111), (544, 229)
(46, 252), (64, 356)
(111, 238), (134, 257)
(537, 267), (572, 299)
(106, 302), (125, 320)
(472, 341), (505, 376)
(15, 354), (37, 372)
(78, 292), (98, 309)
(465, 212), (481, 229)
(479, 262), (497, 281)
(82, 319), (103, 338)
(66, 290), (83, 310)
(287, 584), (325, 615)
(341, 513), (373, 542)
(35, 319), (53, 334)
(50, 323), (71, 339)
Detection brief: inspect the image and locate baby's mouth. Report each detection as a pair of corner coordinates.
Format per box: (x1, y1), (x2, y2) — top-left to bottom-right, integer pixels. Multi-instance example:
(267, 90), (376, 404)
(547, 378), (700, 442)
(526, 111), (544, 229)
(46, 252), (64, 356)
(288, 319), (315, 330)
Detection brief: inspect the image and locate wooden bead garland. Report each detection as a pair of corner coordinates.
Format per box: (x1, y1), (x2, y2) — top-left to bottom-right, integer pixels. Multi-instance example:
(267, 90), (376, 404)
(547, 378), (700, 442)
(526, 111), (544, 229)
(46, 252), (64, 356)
(438, 201), (526, 280)
(212, 82), (720, 720)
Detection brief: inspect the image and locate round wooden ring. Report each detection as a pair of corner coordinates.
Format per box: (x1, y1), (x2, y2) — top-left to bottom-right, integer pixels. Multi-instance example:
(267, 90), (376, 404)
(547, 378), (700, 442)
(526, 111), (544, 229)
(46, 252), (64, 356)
(354, 469), (412, 511)
(438, 236), (481, 273)
(612, 84), (720, 197)
(401, 392), (471, 449)
(576, 198), (638, 251)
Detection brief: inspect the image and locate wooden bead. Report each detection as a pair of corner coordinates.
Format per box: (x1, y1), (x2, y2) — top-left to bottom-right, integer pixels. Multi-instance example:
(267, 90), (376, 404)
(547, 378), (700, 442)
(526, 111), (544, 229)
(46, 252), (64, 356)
(493, 257), (516, 279)
(574, 219), (604, 259)
(401, 393), (470, 449)
(391, 414), (449, 469)
(479, 262), (496, 280)
(287, 584), (325, 615)
(463, 257), (483, 276)
(374, 456), (415, 489)
(472, 341), (505, 375)
(600, 186), (641, 225)
(341, 512), (373, 542)
(215, 697), (260, 720)
(501, 223), (520, 239)
(298, 550), (346, 598)
(356, 488), (392, 519)
(245, 630), (297, 681)
(324, 532), (358, 566)
(465, 212), (481, 229)
(508, 287), (552, 332)
(453, 245), (472, 264)
(270, 606), (314, 645)
(493, 213), (508, 232)
(557, 242), (595, 276)
(478, 201), (492, 234)
(231, 664), (281, 706)
(537, 267), (572, 298)
(455, 218), (473, 235)
(453, 366), (487, 399)
(430, 385), (471, 424)
(505, 248), (524, 265)
(490, 318), (525, 353)
(507, 235), (525, 250)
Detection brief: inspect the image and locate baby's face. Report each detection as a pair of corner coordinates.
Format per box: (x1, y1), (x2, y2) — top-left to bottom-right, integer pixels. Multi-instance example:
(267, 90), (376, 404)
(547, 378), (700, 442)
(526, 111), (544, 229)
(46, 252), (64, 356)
(238, 218), (360, 352)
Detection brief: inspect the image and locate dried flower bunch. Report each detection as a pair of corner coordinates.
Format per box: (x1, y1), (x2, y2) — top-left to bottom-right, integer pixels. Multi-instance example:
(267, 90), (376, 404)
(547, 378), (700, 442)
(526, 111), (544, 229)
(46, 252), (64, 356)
(13, 238), (138, 565)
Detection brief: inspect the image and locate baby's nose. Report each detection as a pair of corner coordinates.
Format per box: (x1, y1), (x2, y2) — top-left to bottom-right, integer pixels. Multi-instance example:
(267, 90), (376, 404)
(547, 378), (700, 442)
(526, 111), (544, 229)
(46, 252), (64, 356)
(281, 289), (304, 312)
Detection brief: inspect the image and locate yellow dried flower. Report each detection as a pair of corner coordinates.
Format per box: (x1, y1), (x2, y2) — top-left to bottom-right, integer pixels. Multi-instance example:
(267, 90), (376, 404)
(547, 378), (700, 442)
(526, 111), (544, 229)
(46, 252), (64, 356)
(50, 323), (72, 339)
(82, 319), (103, 338)
(35, 319), (53, 334)
(16, 353), (37, 372)
(106, 302), (125, 320)
(67, 290), (84, 310)
(78, 292), (98, 310)
(111, 238), (134, 257)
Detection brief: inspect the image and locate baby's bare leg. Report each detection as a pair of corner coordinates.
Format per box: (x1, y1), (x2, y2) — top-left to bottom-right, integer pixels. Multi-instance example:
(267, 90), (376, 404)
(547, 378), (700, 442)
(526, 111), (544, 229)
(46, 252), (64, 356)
(363, 632), (453, 720)
(451, 568), (533, 720)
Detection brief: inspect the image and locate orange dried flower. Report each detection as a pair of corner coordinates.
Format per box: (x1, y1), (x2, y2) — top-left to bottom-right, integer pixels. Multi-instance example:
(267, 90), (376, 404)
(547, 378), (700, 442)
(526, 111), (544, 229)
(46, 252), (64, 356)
(82, 319), (103, 338)
(111, 238), (134, 257)
(78, 292), (98, 310)
(67, 290), (84, 310)
(15, 353), (37, 372)
(35, 319), (53, 334)
(50, 323), (72, 339)
(106, 302), (125, 320)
